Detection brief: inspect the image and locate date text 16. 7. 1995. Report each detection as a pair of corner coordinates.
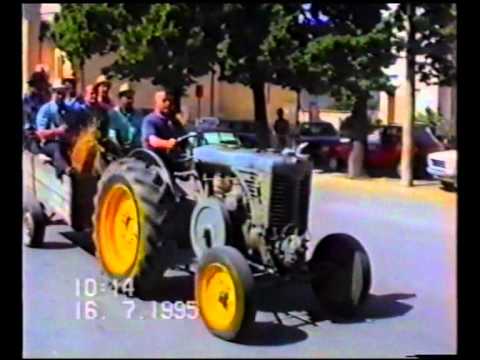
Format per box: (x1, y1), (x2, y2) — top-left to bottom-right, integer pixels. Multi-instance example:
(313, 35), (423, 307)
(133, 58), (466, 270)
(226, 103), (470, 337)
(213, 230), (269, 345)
(74, 278), (199, 320)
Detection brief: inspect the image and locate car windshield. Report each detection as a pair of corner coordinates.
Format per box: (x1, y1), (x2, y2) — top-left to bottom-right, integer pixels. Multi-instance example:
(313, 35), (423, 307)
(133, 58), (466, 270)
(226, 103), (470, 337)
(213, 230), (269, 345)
(203, 132), (241, 145)
(300, 122), (337, 136)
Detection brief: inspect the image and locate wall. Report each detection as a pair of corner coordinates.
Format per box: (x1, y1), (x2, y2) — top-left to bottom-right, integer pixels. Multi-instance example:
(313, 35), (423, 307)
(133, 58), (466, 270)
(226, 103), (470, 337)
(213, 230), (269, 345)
(319, 110), (351, 130)
(378, 55), (454, 132)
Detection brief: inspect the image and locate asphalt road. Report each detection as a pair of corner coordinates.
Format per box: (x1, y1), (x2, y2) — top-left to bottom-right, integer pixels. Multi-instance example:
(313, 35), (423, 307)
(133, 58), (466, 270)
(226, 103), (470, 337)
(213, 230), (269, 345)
(23, 174), (457, 358)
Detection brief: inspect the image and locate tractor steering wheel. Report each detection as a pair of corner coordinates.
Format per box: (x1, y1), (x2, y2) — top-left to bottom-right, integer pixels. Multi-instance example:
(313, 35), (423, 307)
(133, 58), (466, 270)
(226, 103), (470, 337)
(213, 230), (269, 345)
(175, 132), (199, 146)
(172, 132), (199, 164)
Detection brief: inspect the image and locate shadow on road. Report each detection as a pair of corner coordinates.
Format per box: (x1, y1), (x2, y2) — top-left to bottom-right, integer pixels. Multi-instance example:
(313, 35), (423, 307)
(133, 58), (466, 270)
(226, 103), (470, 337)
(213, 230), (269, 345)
(40, 241), (78, 250)
(328, 293), (416, 324)
(60, 230), (96, 256)
(255, 276), (415, 326)
(241, 321), (308, 346)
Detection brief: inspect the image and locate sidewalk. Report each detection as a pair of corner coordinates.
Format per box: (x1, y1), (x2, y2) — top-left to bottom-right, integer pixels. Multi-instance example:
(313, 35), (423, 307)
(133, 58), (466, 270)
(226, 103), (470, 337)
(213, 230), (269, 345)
(312, 171), (457, 207)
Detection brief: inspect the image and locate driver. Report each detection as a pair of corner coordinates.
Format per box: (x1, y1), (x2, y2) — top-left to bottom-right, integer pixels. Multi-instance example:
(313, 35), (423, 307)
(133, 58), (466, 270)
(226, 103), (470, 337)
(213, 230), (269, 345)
(141, 90), (186, 156)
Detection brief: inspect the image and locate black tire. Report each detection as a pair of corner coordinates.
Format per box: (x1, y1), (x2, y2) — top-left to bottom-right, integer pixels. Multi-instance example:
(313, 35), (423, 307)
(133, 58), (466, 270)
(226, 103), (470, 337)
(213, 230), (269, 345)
(309, 233), (371, 318)
(23, 199), (47, 248)
(92, 158), (178, 298)
(328, 157), (340, 172)
(441, 180), (456, 192)
(195, 246), (256, 341)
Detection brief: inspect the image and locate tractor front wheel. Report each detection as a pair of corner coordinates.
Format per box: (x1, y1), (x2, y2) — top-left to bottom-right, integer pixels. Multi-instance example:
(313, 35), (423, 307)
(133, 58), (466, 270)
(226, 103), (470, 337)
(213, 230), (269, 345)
(195, 246), (256, 341)
(309, 233), (371, 318)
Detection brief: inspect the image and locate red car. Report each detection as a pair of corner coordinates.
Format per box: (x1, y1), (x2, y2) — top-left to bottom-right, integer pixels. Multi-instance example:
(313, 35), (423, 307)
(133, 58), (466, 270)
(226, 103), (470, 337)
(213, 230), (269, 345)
(328, 125), (445, 177)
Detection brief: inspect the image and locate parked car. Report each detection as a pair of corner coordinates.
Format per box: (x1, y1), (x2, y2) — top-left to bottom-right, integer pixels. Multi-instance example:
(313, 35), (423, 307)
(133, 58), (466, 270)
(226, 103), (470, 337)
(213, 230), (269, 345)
(194, 130), (243, 147)
(294, 121), (343, 168)
(426, 149), (457, 190)
(329, 125), (445, 177)
(195, 118), (259, 148)
(220, 120), (258, 148)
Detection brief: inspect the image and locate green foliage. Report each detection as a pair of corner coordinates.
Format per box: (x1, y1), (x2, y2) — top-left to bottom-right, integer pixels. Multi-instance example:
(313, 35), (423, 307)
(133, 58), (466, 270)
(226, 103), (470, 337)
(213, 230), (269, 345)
(393, 3), (456, 86)
(297, 4), (398, 100)
(415, 109), (445, 128)
(49, 4), (127, 68)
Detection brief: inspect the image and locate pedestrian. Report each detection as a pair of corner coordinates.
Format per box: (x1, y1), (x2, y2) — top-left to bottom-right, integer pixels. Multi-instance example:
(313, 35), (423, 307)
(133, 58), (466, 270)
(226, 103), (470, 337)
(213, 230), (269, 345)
(108, 83), (144, 151)
(62, 75), (82, 108)
(23, 70), (50, 131)
(35, 79), (73, 178)
(273, 108), (291, 149)
(141, 90), (187, 170)
(93, 75), (114, 112)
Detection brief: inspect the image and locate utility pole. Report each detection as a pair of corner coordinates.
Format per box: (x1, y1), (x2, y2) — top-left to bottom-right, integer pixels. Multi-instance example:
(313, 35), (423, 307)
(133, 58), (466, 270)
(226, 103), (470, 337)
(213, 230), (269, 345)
(210, 70), (215, 116)
(401, 3), (415, 187)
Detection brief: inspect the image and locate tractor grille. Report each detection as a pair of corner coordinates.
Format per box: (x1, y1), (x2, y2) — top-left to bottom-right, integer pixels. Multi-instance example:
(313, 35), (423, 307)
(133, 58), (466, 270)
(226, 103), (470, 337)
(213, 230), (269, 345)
(269, 170), (310, 234)
(244, 174), (260, 199)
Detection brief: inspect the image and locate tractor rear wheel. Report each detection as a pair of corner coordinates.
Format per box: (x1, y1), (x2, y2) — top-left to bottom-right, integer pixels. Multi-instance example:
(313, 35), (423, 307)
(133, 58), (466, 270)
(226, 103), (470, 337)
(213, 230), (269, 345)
(92, 158), (177, 298)
(309, 233), (371, 318)
(196, 246), (256, 341)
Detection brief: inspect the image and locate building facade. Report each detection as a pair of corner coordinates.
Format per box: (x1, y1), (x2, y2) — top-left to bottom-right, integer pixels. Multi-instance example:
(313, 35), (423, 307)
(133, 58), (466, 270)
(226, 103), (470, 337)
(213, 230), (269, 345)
(377, 45), (456, 138)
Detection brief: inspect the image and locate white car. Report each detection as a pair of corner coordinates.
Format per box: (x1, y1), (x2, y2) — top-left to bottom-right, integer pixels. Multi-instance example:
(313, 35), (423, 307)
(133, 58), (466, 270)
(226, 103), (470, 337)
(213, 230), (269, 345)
(426, 150), (457, 190)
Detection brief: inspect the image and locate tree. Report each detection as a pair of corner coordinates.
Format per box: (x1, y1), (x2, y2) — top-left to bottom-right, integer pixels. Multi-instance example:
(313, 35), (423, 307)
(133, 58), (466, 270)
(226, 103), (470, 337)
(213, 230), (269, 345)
(48, 4), (127, 89)
(215, 4), (310, 147)
(296, 4), (398, 177)
(49, 4), (225, 112)
(105, 4), (222, 111)
(392, 3), (456, 186)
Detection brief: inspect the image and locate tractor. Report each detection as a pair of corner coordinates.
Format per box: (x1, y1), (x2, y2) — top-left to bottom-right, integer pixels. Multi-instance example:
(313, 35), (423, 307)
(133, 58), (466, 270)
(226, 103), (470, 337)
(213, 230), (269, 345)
(91, 131), (372, 341)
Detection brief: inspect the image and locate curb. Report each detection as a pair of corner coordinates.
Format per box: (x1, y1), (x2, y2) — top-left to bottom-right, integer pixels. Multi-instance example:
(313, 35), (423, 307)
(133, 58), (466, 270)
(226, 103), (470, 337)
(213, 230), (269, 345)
(312, 172), (457, 207)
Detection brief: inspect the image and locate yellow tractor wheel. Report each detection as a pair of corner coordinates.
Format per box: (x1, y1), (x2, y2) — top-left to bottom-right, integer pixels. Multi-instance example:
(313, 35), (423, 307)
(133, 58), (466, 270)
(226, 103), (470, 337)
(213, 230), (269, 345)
(195, 246), (256, 341)
(92, 158), (177, 297)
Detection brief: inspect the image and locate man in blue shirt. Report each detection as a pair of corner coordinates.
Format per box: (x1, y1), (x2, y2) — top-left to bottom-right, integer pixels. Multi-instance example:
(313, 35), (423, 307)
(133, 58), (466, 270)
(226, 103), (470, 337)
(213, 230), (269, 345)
(35, 80), (73, 178)
(142, 90), (186, 150)
(142, 90), (187, 171)
(23, 70), (50, 128)
(108, 83), (143, 151)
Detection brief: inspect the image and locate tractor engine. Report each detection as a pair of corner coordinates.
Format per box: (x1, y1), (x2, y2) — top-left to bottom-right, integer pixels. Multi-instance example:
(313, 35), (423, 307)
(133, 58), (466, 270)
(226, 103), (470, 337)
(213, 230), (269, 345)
(192, 145), (313, 271)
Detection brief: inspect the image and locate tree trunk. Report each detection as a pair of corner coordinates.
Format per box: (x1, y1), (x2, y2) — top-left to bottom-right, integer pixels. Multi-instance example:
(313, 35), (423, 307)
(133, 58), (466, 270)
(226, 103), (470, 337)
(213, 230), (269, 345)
(74, 62), (85, 94)
(173, 88), (183, 114)
(347, 94), (369, 178)
(348, 141), (366, 178)
(401, 4), (415, 187)
(251, 79), (270, 148)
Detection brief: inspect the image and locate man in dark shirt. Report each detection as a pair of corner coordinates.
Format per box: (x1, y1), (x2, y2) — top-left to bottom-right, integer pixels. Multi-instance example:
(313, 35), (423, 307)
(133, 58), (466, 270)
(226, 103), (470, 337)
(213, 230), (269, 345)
(273, 108), (291, 148)
(142, 90), (186, 153)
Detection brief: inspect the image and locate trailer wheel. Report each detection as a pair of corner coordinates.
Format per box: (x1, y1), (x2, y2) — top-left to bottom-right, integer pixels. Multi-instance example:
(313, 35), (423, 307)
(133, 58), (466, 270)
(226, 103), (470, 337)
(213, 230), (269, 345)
(92, 158), (177, 297)
(309, 233), (371, 318)
(23, 199), (47, 248)
(196, 246), (256, 341)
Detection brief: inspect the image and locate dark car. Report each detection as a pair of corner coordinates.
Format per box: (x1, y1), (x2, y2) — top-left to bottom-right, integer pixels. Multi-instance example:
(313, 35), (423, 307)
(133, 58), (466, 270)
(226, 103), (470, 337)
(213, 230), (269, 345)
(330, 125), (445, 177)
(295, 121), (341, 168)
(220, 120), (258, 148)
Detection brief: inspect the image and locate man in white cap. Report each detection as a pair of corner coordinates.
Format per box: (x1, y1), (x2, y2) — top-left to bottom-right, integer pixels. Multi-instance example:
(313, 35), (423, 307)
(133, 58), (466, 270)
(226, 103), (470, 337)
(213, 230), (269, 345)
(108, 83), (143, 151)
(35, 79), (73, 177)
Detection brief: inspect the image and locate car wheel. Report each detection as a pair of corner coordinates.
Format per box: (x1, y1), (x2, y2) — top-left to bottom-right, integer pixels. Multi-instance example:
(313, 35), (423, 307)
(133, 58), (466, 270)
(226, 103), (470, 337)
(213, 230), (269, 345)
(328, 157), (339, 172)
(441, 180), (455, 192)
